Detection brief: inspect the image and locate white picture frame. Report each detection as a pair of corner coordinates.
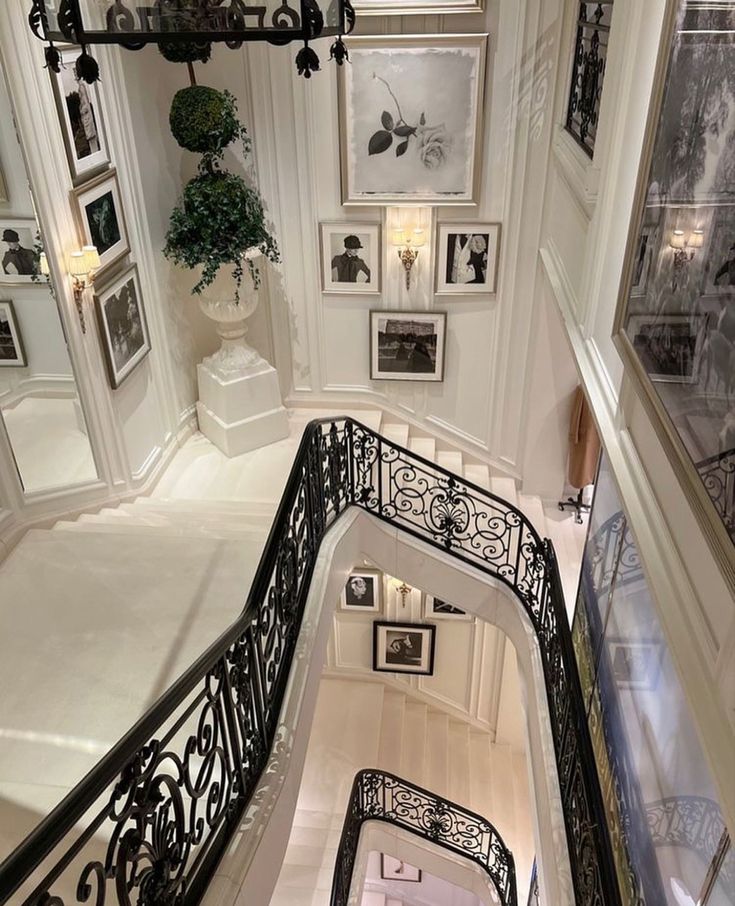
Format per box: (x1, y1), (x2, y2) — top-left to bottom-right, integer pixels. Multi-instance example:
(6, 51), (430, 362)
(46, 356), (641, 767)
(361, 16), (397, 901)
(0, 300), (26, 366)
(354, 0), (482, 15)
(51, 47), (110, 184)
(338, 34), (488, 206)
(0, 218), (40, 284)
(72, 168), (130, 277)
(424, 594), (470, 620)
(94, 264), (151, 389)
(320, 222), (381, 294)
(370, 310), (447, 383)
(435, 222), (501, 294)
(340, 569), (383, 613)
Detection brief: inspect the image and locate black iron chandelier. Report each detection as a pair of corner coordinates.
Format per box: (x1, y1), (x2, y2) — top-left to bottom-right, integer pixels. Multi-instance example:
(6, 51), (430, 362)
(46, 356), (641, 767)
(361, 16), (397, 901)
(28, 0), (355, 82)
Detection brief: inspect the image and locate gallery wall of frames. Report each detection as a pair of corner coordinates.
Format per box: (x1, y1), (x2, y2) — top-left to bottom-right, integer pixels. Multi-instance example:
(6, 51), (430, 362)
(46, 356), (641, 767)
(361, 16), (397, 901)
(572, 452), (733, 906)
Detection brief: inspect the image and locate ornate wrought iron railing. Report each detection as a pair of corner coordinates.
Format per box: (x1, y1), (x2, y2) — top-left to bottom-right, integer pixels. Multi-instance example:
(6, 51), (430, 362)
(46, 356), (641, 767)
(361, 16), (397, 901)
(527, 860), (540, 906)
(565, 1), (614, 156)
(0, 417), (620, 906)
(696, 447), (735, 544)
(331, 769), (516, 906)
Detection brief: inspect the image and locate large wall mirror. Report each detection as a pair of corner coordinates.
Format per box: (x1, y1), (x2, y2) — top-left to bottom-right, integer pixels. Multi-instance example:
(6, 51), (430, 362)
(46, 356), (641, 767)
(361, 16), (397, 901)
(0, 57), (98, 495)
(614, 0), (735, 589)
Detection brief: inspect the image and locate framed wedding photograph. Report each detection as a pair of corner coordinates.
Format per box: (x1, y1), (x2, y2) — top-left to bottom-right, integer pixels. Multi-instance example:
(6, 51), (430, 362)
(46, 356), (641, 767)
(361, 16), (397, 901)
(424, 595), (470, 620)
(320, 222), (381, 294)
(94, 264), (151, 389)
(0, 219), (40, 284)
(627, 314), (702, 384)
(435, 223), (500, 294)
(340, 568), (383, 613)
(51, 47), (110, 184)
(0, 301), (26, 367)
(72, 169), (129, 277)
(380, 855), (422, 883)
(373, 621), (436, 675)
(338, 34), (487, 206)
(370, 311), (446, 382)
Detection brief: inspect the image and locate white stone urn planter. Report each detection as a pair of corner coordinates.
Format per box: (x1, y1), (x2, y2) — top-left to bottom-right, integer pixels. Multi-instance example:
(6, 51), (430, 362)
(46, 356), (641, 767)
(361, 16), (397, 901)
(194, 247), (289, 457)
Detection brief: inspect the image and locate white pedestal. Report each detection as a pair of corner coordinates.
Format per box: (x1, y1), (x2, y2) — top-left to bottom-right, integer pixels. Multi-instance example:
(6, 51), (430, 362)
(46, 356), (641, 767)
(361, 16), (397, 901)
(197, 358), (289, 457)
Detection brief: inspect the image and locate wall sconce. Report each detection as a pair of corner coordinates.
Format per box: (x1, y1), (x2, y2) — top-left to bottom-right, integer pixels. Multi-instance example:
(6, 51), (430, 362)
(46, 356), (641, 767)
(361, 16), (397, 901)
(39, 252), (49, 278)
(392, 227), (426, 289)
(669, 228), (703, 291)
(390, 578), (413, 608)
(67, 246), (100, 334)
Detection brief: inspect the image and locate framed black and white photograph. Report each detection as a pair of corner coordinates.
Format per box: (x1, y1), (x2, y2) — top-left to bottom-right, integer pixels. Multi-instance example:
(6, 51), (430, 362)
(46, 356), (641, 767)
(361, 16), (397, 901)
(607, 639), (662, 692)
(320, 222), (381, 294)
(354, 0), (481, 15)
(0, 219), (39, 284)
(94, 264), (151, 389)
(424, 595), (470, 620)
(370, 311), (446, 382)
(628, 314), (702, 384)
(703, 209), (735, 295)
(0, 159), (7, 204)
(630, 225), (656, 297)
(373, 621), (436, 675)
(435, 223), (500, 294)
(338, 34), (487, 205)
(341, 569), (383, 613)
(51, 47), (110, 184)
(72, 169), (129, 276)
(380, 855), (422, 883)
(0, 301), (26, 366)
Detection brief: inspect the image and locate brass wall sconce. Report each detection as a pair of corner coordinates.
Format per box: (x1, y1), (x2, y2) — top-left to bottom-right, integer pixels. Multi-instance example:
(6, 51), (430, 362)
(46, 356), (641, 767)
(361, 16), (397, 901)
(669, 228), (703, 291)
(67, 246), (100, 333)
(392, 228), (426, 289)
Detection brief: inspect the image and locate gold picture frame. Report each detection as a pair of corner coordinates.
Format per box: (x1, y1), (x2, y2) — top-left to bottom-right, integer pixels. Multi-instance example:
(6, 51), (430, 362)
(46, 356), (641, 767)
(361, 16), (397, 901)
(612, 0), (735, 592)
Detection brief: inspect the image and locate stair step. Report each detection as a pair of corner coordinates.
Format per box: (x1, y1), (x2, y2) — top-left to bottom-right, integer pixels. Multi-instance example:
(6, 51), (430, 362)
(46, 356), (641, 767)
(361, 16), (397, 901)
(464, 462), (491, 490)
(408, 436), (436, 462)
(469, 732), (495, 819)
(119, 502), (269, 527)
(400, 701), (428, 788)
(132, 497), (277, 517)
(54, 519), (267, 541)
(381, 422), (410, 449)
(448, 720), (471, 806)
(517, 494), (547, 538)
(341, 409), (382, 433)
(490, 474), (518, 507)
(378, 691), (405, 774)
(425, 710), (450, 799)
(437, 450), (464, 474)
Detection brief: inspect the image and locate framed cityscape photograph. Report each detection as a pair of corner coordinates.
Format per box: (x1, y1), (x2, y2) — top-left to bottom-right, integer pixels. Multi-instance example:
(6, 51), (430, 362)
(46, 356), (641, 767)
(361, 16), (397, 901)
(340, 569), (383, 613)
(338, 35), (487, 205)
(424, 595), (470, 620)
(72, 168), (129, 277)
(370, 311), (446, 382)
(0, 219), (40, 284)
(373, 621), (436, 675)
(0, 301), (26, 366)
(320, 222), (381, 294)
(435, 223), (501, 294)
(51, 46), (110, 184)
(94, 264), (151, 389)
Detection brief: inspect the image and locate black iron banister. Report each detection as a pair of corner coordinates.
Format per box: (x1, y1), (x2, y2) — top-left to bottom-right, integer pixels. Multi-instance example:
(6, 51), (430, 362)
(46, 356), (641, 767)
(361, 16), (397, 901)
(0, 416), (619, 906)
(331, 769), (517, 906)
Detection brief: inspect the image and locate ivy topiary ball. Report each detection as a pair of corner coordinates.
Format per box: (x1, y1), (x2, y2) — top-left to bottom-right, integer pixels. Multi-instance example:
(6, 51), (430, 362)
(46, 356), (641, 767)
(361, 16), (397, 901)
(158, 41), (212, 66)
(169, 85), (241, 155)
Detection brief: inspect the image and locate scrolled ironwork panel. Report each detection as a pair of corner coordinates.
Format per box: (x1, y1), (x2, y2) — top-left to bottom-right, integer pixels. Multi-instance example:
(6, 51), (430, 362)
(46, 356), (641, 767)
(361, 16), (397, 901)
(565, 1), (613, 156)
(331, 769), (517, 906)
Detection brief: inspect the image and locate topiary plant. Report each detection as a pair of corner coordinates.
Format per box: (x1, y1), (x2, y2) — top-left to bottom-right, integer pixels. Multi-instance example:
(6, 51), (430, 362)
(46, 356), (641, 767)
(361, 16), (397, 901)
(164, 85), (278, 299)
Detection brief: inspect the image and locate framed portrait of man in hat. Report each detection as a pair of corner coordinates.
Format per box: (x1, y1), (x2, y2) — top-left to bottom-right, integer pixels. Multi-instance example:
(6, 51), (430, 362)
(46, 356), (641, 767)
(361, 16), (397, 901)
(320, 222), (381, 294)
(0, 219), (39, 284)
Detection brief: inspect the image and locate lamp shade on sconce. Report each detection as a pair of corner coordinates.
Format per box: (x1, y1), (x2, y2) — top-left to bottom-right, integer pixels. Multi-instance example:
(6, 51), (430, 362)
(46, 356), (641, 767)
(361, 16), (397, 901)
(39, 252), (49, 276)
(82, 246), (101, 273)
(670, 230), (687, 250)
(68, 251), (88, 277)
(689, 229), (704, 250)
(411, 228), (426, 248)
(392, 229), (406, 247)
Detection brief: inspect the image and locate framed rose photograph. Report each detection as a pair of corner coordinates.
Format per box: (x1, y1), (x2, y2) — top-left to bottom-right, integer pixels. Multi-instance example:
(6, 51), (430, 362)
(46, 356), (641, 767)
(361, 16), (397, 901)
(320, 222), (381, 294)
(340, 569), (383, 613)
(72, 169), (130, 277)
(51, 46), (110, 184)
(370, 311), (446, 382)
(94, 264), (151, 389)
(0, 301), (26, 367)
(0, 219), (40, 284)
(373, 621), (436, 675)
(435, 223), (500, 294)
(338, 35), (488, 205)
